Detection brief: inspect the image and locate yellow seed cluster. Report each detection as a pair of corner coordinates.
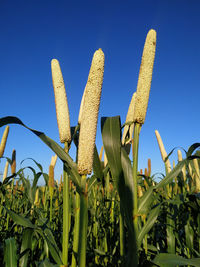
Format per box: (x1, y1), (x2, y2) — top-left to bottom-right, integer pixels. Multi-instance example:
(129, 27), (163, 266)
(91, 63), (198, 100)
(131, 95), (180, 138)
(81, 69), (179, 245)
(0, 126), (9, 158)
(78, 88), (86, 124)
(104, 151), (108, 168)
(50, 154), (58, 168)
(48, 165), (55, 188)
(133, 29), (156, 124)
(177, 150), (187, 181)
(155, 130), (171, 173)
(193, 158), (200, 192)
(11, 149), (16, 175)
(51, 59), (71, 143)
(3, 161), (9, 182)
(99, 146), (104, 161)
(122, 92), (136, 145)
(78, 49), (105, 175)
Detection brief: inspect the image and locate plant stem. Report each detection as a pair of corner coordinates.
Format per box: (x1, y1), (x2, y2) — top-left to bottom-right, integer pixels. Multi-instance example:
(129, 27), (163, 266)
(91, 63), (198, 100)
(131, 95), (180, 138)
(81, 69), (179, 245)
(78, 174), (88, 267)
(62, 143), (70, 266)
(119, 207), (125, 263)
(132, 122), (141, 264)
(71, 191), (80, 267)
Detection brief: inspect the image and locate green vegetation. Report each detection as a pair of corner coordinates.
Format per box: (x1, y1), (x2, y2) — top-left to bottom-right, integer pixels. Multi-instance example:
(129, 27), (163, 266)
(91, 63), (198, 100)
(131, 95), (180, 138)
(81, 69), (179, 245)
(1, 29), (200, 266)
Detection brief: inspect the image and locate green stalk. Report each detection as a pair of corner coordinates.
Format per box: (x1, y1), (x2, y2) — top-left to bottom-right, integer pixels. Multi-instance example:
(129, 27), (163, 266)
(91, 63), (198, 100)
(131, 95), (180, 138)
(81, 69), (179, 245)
(164, 164), (175, 254)
(92, 187), (99, 265)
(132, 122), (141, 264)
(119, 208), (125, 262)
(142, 216), (148, 255)
(50, 194), (53, 223)
(78, 175), (88, 267)
(71, 191), (80, 267)
(62, 143), (70, 266)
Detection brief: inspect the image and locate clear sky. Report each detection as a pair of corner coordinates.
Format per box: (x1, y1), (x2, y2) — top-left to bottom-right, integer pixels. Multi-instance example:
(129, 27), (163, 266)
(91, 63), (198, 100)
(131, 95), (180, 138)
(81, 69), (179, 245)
(1, 0), (200, 184)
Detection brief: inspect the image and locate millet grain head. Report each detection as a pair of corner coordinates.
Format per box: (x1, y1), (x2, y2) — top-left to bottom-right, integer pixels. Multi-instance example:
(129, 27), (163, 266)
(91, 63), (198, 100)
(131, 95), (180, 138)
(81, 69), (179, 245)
(133, 29), (156, 124)
(78, 49), (104, 175)
(51, 59), (71, 143)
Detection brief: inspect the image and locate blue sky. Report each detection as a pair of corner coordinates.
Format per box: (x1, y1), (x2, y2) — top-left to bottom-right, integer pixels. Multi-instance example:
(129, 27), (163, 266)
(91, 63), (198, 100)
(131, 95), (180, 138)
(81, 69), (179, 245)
(0, 0), (200, 184)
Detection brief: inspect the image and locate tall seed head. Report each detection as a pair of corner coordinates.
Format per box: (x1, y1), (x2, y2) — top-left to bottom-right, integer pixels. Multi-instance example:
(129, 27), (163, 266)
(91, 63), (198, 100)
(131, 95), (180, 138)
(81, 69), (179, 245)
(11, 149), (16, 175)
(193, 158), (200, 192)
(34, 188), (40, 206)
(148, 158), (151, 176)
(155, 130), (171, 173)
(78, 49), (104, 175)
(122, 92), (136, 145)
(78, 88), (86, 124)
(50, 154), (58, 168)
(3, 160), (9, 182)
(177, 150), (186, 181)
(48, 165), (55, 188)
(133, 29), (156, 124)
(0, 126), (9, 158)
(104, 151), (108, 168)
(99, 146), (104, 161)
(51, 59), (71, 143)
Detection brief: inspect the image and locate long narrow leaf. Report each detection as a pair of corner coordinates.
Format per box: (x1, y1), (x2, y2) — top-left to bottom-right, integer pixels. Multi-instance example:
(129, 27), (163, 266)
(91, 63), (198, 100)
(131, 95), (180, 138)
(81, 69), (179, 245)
(4, 238), (18, 267)
(4, 207), (35, 228)
(153, 253), (200, 267)
(19, 228), (33, 267)
(0, 116), (81, 192)
(138, 205), (160, 249)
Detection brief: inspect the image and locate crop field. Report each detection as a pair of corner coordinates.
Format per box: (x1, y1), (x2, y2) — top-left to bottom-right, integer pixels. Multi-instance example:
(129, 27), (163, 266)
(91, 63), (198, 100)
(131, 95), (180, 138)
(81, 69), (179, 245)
(1, 29), (200, 267)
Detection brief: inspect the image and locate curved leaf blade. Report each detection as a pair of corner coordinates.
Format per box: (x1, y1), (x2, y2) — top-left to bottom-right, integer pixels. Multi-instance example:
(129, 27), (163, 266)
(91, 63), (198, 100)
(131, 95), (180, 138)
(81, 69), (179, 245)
(0, 116), (81, 192)
(153, 253), (200, 267)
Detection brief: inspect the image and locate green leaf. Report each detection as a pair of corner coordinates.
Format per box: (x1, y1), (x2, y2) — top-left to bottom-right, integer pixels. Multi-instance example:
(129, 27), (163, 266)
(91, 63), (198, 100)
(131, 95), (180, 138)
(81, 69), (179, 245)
(0, 116), (82, 193)
(120, 147), (134, 227)
(38, 258), (59, 267)
(138, 205), (160, 249)
(94, 248), (106, 256)
(36, 226), (62, 265)
(93, 145), (104, 182)
(21, 158), (44, 172)
(155, 160), (186, 190)
(185, 221), (194, 252)
(87, 175), (98, 192)
(187, 143), (200, 157)
(138, 186), (154, 214)
(101, 117), (123, 192)
(19, 228), (33, 267)
(101, 116), (137, 266)
(153, 253), (200, 267)
(4, 207), (35, 228)
(4, 238), (18, 267)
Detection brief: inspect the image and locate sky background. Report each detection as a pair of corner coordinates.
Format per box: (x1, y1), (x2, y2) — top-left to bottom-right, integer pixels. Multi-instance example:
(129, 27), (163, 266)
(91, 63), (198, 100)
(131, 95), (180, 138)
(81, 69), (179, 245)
(0, 0), (200, 184)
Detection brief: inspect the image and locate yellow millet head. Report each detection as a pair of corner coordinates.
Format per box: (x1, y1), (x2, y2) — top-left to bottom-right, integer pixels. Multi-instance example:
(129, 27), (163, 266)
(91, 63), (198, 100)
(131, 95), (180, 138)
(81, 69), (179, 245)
(11, 149), (16, 175)
(48, 165), (55, 188)
(3, 160), (9, 182)
(148, 158), (151, 176)
(78, 88), (86, 124)
(50, 154), (58, 168)
(133, 29), (156, 124)
(122, 92), (136, 145)
(99, 146), (104, 161)
(177, 150), (183, 161)
(193, 158), (200, 177)
(78, 48), (105, 175)
(104, 151), (108, 168)
(0, 126), (9, 158)
(51, 59), (71, 143)
(155, 130), (171, 173)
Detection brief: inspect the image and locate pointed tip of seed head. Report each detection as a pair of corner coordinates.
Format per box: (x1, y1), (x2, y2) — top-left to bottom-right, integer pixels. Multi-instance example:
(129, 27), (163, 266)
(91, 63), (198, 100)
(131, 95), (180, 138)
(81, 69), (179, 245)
(94, 48), (104, 58)
(51, 58), (59, 65)
(147, 29), (157, 41)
